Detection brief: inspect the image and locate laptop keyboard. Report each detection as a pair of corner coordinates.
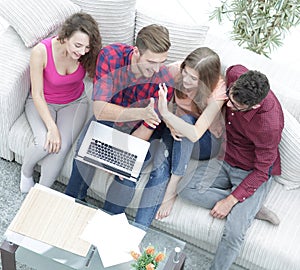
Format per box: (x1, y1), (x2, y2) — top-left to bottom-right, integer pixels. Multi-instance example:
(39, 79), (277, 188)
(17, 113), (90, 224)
(87, 139), (137, 171)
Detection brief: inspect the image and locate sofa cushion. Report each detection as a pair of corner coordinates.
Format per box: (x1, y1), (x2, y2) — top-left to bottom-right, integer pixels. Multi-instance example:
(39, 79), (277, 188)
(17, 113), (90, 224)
(0, 0), (81, 47)
(0, 27), (31, 161)
(70, 0), (136, 46)
(275, 108), (300, 190)
(135, 11), (209, 64)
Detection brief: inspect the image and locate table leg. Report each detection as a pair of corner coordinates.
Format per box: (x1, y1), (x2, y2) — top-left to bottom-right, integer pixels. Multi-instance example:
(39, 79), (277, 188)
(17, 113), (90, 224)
(0, 240), (19, 270)
(163, 249), (186, 270)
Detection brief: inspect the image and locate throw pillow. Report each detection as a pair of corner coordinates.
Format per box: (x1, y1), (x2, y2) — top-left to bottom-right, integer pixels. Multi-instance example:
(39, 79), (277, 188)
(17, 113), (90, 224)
(0, 0), (81, 48)
(71, 0), (136, 46)
(135, 11), (209, 64)
(275, 108), (300, 190)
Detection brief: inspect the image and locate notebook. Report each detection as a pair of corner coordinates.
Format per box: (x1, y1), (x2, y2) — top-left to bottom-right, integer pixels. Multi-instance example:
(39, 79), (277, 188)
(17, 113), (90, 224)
(76, 121), (150, 182)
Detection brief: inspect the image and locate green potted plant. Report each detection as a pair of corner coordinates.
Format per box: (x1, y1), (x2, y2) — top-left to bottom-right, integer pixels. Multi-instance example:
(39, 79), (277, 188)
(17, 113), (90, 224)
(210, 0), (300, 57)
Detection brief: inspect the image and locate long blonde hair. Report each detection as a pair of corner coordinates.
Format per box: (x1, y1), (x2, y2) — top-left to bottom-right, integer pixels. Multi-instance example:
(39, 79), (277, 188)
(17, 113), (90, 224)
(175, 47), (221, 112)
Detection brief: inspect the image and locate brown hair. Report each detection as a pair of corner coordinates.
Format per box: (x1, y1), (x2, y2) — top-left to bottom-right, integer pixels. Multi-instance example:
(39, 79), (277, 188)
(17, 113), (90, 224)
(135, 24), (171, 55)
(176, 47), (221, 112)
(57, 12), (102, 78)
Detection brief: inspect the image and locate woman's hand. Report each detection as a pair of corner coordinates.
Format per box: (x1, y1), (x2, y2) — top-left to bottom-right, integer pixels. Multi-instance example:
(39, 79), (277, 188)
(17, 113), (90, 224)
(167, 123), (183, 141)
(44, 125), (61, 153)
(207, 77), (227, 106)
(158, 83), (169, 117)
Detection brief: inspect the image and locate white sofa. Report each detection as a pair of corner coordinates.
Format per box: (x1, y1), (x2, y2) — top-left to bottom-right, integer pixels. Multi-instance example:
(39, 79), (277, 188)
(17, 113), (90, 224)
(1, 0), (300, 269)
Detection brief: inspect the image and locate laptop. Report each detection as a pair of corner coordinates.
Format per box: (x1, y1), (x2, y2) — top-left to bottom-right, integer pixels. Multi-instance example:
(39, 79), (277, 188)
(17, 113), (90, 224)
(75, 121), (150, 182)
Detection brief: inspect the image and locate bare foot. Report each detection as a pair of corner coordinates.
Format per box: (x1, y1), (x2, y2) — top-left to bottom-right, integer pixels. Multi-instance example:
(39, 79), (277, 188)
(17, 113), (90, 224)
(155, 194), (177, 220)
(155, 174), (182, 220)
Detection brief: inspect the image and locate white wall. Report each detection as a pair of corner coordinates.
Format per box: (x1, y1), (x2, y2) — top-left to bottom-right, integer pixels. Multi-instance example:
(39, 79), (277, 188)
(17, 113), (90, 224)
(136, 0), (300, 73)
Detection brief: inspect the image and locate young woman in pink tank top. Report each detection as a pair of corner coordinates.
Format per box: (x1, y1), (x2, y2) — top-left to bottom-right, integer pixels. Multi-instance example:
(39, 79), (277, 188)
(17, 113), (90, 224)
(20, 13), (102, 192)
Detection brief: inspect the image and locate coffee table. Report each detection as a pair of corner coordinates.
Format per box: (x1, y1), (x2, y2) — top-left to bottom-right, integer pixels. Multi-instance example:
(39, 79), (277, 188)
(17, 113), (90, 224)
(1, 226), (186, 270)
(1, 185), (186, 270)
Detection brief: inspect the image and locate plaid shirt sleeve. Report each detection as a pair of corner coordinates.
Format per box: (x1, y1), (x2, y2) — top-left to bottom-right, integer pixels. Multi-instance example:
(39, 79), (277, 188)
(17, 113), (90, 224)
(92, 48), (115, 101)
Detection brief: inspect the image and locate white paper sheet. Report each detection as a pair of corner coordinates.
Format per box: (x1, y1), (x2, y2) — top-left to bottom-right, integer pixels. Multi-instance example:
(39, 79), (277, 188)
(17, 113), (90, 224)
(80, 211), (146, 268)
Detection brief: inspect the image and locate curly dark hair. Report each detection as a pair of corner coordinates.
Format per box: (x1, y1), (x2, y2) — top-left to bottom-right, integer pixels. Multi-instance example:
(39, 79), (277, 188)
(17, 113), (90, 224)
(57, 12), (102, 78)
(231, 70), (270, 107)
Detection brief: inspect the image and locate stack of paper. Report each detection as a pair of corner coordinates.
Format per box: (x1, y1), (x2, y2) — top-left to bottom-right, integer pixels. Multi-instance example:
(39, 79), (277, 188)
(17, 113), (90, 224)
(80, 210), (146, 268)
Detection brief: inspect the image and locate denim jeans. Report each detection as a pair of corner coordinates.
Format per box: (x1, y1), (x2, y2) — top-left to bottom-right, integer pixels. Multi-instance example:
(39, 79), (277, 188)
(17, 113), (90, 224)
(65, 116), (165, 219)
(135, 114), (222, 227)
(179, 158), (273, 270)
(65, 116), (115, 200)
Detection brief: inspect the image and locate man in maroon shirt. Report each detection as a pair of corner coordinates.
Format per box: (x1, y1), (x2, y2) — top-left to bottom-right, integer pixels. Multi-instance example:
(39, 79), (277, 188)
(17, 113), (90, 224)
(179, 64), (284, 270)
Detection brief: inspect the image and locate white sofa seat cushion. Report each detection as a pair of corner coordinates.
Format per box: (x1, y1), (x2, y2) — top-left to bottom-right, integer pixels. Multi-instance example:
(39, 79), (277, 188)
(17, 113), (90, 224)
(0, 0), (81, 48)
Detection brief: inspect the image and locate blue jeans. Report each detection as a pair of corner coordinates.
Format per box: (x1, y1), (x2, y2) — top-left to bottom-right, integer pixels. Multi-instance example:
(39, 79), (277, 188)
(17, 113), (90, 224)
(135, 114), (222, 227)
(65, 116), (115, 200)
(65, 117), (165, 219)
(179, 158), (273, 270)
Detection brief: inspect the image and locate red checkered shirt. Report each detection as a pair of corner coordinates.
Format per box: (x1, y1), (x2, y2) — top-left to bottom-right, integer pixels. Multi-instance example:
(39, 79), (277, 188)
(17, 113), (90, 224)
(93, 43), (174, 131)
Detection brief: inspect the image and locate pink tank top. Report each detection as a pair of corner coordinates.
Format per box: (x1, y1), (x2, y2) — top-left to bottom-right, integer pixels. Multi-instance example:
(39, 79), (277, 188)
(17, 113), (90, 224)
(41, 37), (85, 104)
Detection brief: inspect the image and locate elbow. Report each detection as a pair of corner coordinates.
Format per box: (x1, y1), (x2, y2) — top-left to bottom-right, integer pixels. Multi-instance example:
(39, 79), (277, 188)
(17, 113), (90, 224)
(189, 133), (199, 143)
(190, 137), (198, 143)
(189, 128), (205, 143)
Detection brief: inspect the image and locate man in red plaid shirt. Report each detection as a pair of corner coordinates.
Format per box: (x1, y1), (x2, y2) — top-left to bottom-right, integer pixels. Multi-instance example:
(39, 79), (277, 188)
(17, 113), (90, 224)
(66, 24), (175, 225)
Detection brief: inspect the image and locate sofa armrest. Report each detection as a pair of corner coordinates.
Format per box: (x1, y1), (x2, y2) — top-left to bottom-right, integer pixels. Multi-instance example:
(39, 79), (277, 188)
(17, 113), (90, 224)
(0, 27), (31, 160)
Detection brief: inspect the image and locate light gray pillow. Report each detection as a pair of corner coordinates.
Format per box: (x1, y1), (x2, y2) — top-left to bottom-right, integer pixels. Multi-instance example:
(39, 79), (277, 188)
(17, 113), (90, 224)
(0, 0), (81, 47)
(71, 0), (136, 46)
(135, 11), (209, 64)
(275, 108), (300, 190)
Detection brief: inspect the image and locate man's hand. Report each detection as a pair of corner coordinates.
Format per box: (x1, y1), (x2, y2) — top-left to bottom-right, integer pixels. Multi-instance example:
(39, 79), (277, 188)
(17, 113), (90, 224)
(143, 97), (161, 128)
(210, 195), (239, 219)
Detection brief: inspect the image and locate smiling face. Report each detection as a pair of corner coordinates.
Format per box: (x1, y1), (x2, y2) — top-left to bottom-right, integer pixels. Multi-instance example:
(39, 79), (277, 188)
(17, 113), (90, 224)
(182, 65), (199, 90)
(66, 31), (90, 60)
(135, 49), (168, 78)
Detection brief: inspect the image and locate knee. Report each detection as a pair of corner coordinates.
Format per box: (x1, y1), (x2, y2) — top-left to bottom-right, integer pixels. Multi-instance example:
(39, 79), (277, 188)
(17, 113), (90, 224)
(151, 162), (170, 181)
(32, 134), (46, 149)
(152, 147), (170, 170)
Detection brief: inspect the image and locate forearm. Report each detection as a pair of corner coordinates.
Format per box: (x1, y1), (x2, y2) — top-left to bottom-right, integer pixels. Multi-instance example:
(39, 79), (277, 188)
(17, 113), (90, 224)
(162, 111), (199, 142)
(131, 124), (154, 141)
(93, 101), (146, 122)
(162, 100), (224, 142)
(32, 94), (56, 130)
(231, 169), (269, 202)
